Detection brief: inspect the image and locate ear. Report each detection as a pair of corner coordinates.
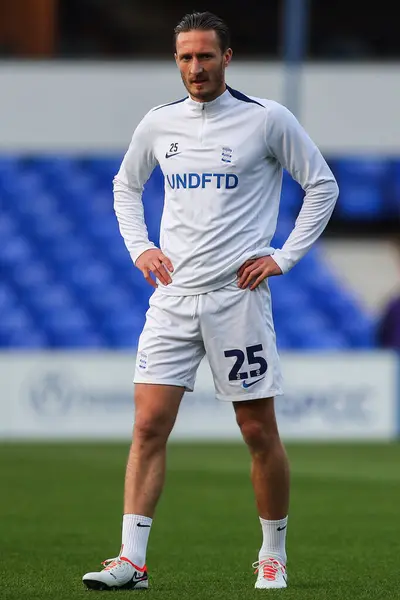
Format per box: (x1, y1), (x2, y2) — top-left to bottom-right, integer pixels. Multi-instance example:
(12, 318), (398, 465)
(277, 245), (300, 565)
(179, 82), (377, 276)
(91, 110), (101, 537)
(224, 48), (233, 68)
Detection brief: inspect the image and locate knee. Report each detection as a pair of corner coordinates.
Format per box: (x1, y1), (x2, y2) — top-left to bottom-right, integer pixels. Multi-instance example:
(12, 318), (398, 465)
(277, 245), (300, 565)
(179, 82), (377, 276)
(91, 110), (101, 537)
(238, 418), (267, 449)
(133, 385), (181, 446)
(237, 417), (280, 453)
(133, 398), (174, 444)
(134, 414), (169, 443)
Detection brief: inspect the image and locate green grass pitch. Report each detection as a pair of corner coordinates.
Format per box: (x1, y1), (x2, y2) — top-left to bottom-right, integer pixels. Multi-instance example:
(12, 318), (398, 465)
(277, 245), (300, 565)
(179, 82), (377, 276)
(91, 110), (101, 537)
(0, 441), (399, 599)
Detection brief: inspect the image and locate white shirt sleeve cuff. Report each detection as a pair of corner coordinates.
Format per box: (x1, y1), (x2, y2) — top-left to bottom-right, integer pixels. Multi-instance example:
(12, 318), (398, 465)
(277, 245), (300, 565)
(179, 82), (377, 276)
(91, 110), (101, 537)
(131, 243), (157, 265)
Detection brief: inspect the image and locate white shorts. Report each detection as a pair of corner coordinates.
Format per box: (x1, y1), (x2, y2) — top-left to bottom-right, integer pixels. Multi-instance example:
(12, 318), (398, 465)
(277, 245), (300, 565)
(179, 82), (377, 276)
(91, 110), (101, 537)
(134, 281), (283, 401)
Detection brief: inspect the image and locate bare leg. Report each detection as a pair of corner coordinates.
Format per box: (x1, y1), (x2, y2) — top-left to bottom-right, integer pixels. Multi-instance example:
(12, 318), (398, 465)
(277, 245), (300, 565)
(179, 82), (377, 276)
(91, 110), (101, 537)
(234, 397), (290, 519)
(124, 383), (184, 517)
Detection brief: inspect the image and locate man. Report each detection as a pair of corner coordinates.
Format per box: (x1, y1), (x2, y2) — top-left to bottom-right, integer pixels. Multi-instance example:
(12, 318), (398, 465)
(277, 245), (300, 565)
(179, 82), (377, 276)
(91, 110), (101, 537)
(83, 10), (339, 591)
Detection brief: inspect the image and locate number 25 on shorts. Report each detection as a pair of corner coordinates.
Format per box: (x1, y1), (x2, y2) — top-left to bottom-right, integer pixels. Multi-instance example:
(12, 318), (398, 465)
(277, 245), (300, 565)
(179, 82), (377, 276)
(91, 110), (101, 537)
(224, 344), (268, 381)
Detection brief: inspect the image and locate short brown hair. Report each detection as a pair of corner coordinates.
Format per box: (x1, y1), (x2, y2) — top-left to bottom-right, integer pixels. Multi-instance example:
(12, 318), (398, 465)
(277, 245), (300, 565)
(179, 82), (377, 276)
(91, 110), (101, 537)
(174, 11), (231, 53)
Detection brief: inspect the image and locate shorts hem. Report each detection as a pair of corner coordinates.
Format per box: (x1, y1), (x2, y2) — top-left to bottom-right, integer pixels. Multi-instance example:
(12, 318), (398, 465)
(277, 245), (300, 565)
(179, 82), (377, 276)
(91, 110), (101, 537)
(215, 388), (284, 402)
(133, 377), (194, 392)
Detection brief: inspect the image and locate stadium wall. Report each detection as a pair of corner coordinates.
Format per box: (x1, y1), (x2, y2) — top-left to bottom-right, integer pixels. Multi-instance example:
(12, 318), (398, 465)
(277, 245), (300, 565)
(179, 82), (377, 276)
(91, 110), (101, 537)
(0, 61), (400, 153)
(1, 351), (398, 441)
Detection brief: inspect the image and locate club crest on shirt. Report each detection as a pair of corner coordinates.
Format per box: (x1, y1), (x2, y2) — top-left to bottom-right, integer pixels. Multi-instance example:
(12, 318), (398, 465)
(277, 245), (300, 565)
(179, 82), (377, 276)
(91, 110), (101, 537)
(221, 146), (233, 163)
(137, 351), (148, 370)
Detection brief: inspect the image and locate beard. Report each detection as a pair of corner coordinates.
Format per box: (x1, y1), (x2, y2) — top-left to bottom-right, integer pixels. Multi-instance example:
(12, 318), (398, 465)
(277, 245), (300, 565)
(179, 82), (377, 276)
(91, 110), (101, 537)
(181, 64), (225, 102)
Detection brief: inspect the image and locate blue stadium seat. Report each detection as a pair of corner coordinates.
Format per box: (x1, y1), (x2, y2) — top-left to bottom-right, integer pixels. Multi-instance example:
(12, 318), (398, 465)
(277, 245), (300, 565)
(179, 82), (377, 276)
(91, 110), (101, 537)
(0, 155), (20, 176)
(82, 285), (132, 314)
(89, 190), (114, 217)
(294, 329), (348, 349)
(0, 153), (377, 349)
(389, 159), (400, 215)
(81, 156), (122, 189)
(0, 212), (18, 238)
(0, 305), (45, 347)
(8, 262), (53, 296)
(331, 157), (391, 218)
(280, 169), (303, 214)
(270, 282), (309, 321)
(1, 327), (48, 348)
(1, 170), (44, 204)
(23, 155), (76, 177)
(102, 307), (145, 347)
(54, 171), (97, 211)
(281, 308), (326, 342)
(271, 217), (295, 249)
(28, 283), (76, 317)
(9, 192), (59, 235)
(41, 306), (102, 348)
(26, 214), (75, 249)
(146, 165), (164, 191)
(49, 235), (94, 271)
(105, 240), (133, 272)
(85, 215), (121, 246)
(2, 236), (35, 268)
(0, 282), (19, 314)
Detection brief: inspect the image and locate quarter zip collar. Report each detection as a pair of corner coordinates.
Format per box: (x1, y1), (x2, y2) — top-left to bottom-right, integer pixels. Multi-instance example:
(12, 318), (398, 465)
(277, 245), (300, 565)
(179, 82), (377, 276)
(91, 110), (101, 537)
(185, 87), (234, 115)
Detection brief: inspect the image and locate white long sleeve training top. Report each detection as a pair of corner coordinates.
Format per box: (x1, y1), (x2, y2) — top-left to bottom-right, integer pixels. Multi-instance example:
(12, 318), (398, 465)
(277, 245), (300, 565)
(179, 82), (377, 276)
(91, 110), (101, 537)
(113, 85), (339, 296)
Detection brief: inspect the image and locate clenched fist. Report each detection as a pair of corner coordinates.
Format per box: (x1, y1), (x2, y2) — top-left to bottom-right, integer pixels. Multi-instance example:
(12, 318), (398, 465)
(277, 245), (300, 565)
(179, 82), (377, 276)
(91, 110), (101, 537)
(135, 249), (174, 288)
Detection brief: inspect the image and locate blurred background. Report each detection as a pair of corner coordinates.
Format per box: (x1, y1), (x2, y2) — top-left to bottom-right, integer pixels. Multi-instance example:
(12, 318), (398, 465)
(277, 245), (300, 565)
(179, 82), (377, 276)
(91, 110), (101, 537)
(0, 0), (399, 438)
(1, 3), (400, 599)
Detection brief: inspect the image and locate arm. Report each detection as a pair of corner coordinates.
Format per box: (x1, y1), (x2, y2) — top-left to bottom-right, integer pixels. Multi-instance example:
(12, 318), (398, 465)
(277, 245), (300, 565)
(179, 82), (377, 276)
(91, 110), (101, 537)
(267, 101), (339, 274)
(113, 112), (158, 265)
(114, 113), (174, 287)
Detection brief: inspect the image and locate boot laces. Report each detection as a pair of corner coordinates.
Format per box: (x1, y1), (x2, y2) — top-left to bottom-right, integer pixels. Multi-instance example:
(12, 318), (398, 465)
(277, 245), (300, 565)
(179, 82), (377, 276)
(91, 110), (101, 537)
(101, 557), (120, 571)
(252, 558), (286, 581)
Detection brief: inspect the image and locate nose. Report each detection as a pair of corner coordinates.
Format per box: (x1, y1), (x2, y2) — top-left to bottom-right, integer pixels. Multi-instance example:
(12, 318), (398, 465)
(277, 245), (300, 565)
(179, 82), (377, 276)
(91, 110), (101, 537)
(190, 58), (203, 75)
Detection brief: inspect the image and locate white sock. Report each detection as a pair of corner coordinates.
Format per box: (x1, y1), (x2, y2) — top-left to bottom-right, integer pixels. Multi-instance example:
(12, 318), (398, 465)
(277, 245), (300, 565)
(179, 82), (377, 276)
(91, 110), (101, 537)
(259, 516), (288, 564)
(120, 514), (152, 568)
